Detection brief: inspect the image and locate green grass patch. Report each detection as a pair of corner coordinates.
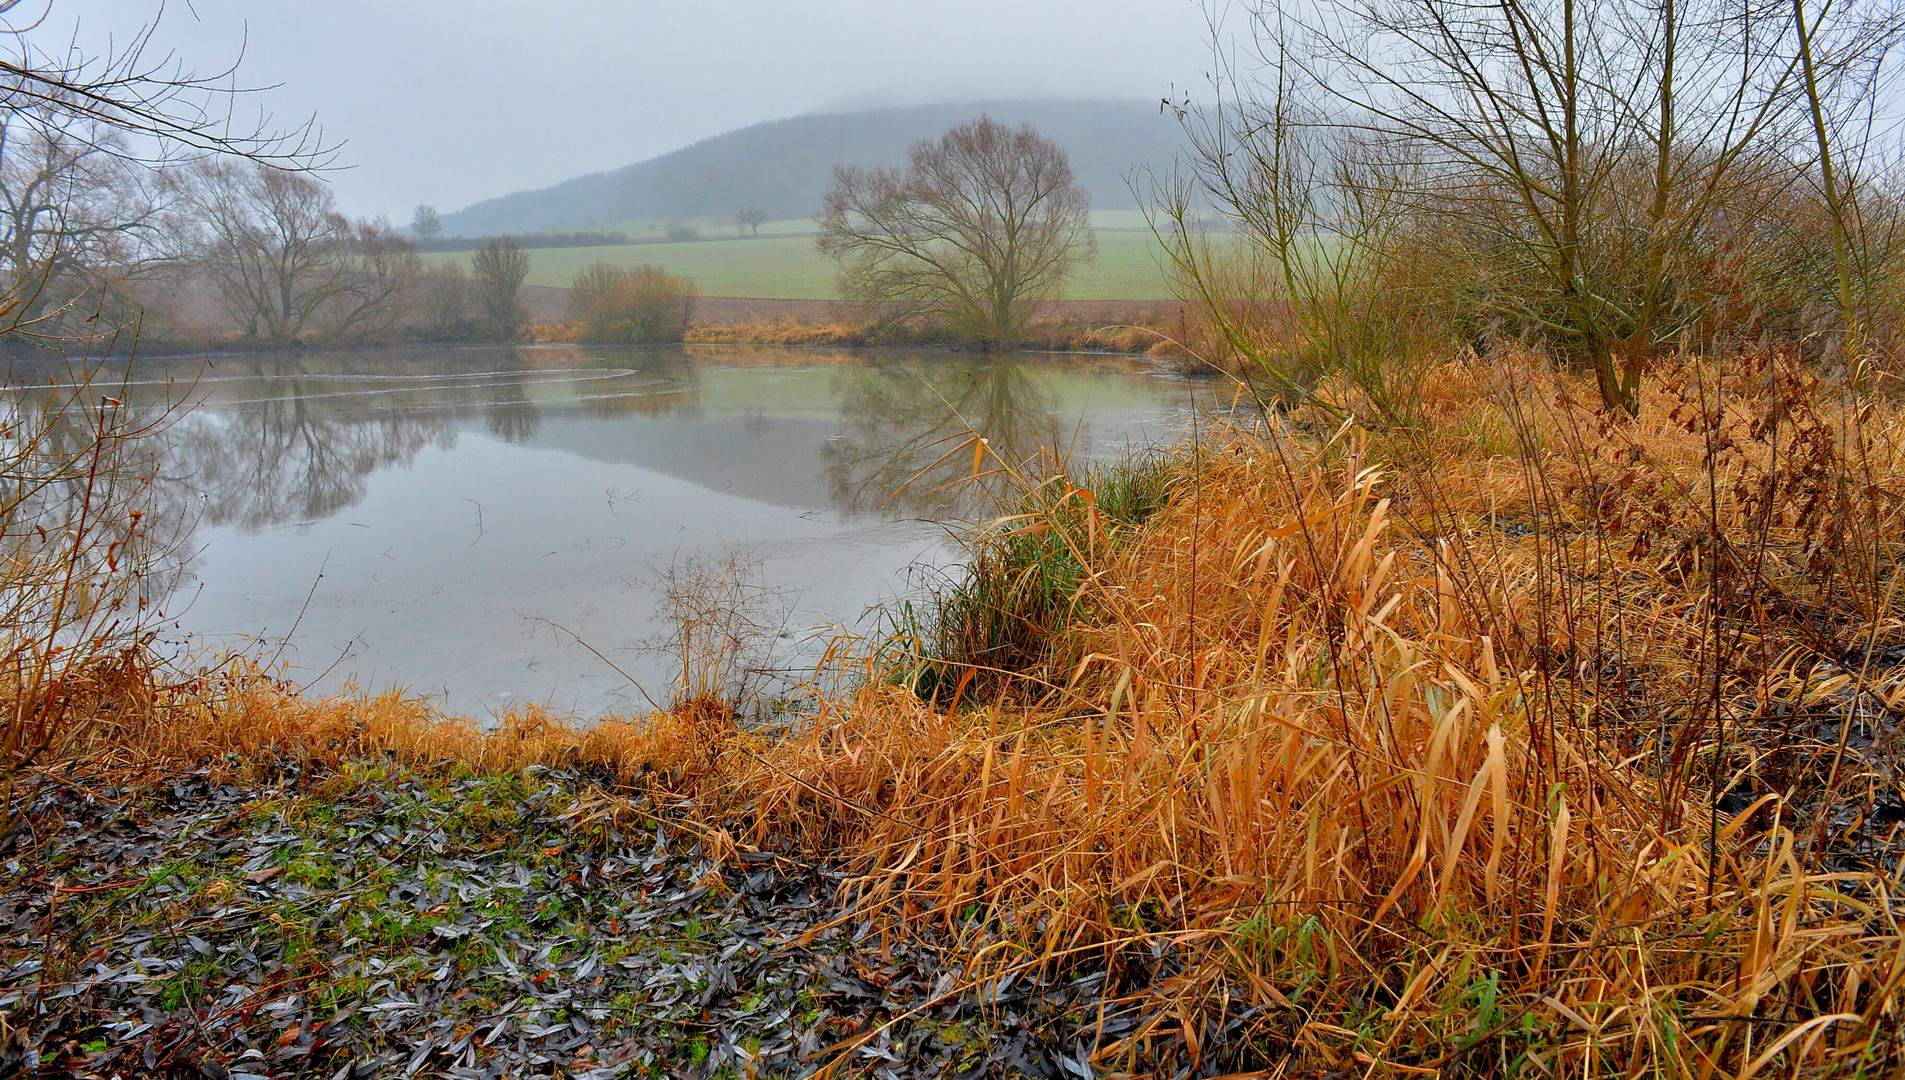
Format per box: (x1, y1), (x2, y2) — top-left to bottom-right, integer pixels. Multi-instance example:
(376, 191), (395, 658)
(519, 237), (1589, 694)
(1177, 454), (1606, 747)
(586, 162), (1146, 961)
(424, 228), (1175, 302)
(886, 451), (1183, 705)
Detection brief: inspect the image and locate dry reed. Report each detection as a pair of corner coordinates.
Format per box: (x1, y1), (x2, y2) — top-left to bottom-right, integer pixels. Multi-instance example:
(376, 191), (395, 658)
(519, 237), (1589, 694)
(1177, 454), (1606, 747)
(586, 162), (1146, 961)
(702, 350), (1905, 1075)
(23, 349), (1905, 1075)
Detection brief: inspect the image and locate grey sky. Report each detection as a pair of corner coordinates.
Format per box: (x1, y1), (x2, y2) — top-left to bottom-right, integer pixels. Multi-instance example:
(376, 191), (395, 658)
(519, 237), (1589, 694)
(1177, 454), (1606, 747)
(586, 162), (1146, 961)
(62, 1), (1219, 221)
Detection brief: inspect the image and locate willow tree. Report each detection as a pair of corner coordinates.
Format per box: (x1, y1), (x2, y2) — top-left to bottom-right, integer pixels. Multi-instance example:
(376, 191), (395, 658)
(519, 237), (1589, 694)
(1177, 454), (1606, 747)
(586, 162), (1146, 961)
(1163, 0), (1903, 413)
(818, 117), (1096, 344)
(0, 2), (328, 337)
(185, 162), (419, 344)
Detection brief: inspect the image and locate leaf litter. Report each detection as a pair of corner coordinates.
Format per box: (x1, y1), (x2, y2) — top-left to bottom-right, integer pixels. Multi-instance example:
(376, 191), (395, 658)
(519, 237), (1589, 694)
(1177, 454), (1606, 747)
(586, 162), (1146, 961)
(0, 760), (1213, 1079)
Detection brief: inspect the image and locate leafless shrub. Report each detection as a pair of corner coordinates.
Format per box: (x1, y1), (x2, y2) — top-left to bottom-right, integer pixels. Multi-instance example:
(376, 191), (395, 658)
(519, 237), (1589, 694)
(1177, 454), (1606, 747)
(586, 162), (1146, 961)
(416, 262), (474, 340)
(0, 356), (184, 823)
(649, 548), (793, 718)
(471, 237), (528, 341)
(567, 261), (694, 343)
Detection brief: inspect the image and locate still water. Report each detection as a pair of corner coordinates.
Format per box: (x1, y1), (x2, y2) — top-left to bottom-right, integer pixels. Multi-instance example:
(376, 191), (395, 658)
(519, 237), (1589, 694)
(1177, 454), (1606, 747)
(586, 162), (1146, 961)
(121, 344), (1205, 717)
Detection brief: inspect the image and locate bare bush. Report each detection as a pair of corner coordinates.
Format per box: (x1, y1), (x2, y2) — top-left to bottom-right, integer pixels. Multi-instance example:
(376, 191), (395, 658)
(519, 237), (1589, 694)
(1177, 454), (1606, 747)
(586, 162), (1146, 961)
(649, 549), (792, 716)
(0, 360), (182, 820)
(567, 261), (694, 343)
(416, 263), (474, 340)
(471, 237), (528, 341)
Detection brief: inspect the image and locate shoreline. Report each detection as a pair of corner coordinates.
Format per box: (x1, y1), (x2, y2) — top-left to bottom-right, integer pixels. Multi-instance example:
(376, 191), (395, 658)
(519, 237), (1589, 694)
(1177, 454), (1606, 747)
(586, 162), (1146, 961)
(1, 292), (1195, 368)
(6, 323), (1196, 369)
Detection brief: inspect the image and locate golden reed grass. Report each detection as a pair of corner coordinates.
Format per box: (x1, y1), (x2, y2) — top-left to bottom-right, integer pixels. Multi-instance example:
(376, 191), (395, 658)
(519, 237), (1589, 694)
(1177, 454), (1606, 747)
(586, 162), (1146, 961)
(683, 319), (880, 347)
(714, 350), (1905, 1074)
(41, 349), (1905, 1076)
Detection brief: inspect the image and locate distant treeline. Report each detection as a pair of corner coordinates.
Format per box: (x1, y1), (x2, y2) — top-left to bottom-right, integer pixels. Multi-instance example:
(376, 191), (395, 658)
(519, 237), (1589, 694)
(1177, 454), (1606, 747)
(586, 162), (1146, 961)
(416, 230), (631, 253)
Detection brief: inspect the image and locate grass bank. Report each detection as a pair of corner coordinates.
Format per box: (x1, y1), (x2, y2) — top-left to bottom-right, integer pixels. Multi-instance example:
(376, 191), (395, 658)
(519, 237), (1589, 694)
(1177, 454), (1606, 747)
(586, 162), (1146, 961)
(668, 311), (1190, 356)
(6, 349), (1905, 1076)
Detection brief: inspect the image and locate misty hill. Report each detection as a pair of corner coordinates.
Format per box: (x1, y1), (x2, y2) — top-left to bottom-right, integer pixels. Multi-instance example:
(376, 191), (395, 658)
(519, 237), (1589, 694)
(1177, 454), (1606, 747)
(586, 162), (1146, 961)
(439, 99), (1184, 237)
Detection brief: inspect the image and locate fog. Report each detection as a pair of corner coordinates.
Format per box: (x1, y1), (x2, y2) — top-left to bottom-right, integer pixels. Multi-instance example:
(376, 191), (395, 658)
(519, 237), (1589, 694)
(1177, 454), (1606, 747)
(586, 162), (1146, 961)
(50, 0), (1218, 220)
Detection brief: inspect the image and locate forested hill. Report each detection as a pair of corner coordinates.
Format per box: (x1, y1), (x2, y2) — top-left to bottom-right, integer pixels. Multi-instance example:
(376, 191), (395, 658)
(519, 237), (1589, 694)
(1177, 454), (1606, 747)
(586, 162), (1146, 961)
(438, 99), (1184, 236)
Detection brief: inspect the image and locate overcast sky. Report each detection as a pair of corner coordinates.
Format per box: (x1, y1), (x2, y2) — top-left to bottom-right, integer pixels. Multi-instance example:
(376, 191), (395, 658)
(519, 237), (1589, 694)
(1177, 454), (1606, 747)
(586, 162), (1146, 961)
(56, 1), (1220, 221)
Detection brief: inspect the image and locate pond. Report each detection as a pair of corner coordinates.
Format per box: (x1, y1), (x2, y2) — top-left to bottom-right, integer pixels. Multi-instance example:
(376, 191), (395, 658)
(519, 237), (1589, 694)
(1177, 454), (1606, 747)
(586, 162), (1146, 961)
(103, 344), (1208, 718)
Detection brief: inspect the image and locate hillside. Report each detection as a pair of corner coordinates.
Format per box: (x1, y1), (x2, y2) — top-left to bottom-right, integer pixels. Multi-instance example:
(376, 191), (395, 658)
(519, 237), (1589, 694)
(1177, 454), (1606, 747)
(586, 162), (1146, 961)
(439, 99), (1184, 237)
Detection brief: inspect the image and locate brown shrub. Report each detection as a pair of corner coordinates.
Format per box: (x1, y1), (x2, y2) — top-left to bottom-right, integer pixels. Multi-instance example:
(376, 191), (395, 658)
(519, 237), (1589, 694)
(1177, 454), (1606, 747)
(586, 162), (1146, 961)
(568, 262), (695, 343)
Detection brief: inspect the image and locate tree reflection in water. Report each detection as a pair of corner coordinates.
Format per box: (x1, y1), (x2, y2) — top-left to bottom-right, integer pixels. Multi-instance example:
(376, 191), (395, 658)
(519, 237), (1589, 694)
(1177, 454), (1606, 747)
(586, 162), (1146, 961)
(572, 349), (698, 420)
(824, 358), (1067, 519)
(3, 375), (196, 609)
(12, 348), (1138, 626)
(148, 349), (701, 532)
(483, 353), (541, 445)
(2, 348), (1195, 711)
(166, 357), (460, 531)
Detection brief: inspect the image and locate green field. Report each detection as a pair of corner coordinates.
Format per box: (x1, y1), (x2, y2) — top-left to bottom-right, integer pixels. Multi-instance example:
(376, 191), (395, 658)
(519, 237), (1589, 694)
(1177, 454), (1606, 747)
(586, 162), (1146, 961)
(426, 221), (1176, 302)
(598, 216), (817, 241)
(599, 208), (1159, 240)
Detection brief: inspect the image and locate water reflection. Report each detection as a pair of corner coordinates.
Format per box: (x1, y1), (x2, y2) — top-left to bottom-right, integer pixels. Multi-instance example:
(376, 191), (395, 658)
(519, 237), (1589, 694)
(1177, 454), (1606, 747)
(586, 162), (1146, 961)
(0, 376), (195, 611)
(483, 362), (541, 445)
(127, 346), (1178, 533)
(573, 351), (698, 419)
(149, 347), (706, 531)
(169, 358), (456, 530)
(825, 359), (1065, 518)
(13, 345), (1199, 715)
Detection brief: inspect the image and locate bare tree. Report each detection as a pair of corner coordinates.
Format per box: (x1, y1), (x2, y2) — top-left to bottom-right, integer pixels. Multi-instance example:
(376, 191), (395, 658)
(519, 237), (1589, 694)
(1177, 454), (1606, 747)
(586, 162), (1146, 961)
(411, 204), (440, 242)
(1162, 0), (1904, 412)
(184, 160), (345, 343)
(471, 237), (528, 340)
(184, 162), (416, 344)
(326, 218), (422, 341)
(0, 107), (161, 325)
(0, 2), (333, 344)
(819, 117), (1096, 343)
